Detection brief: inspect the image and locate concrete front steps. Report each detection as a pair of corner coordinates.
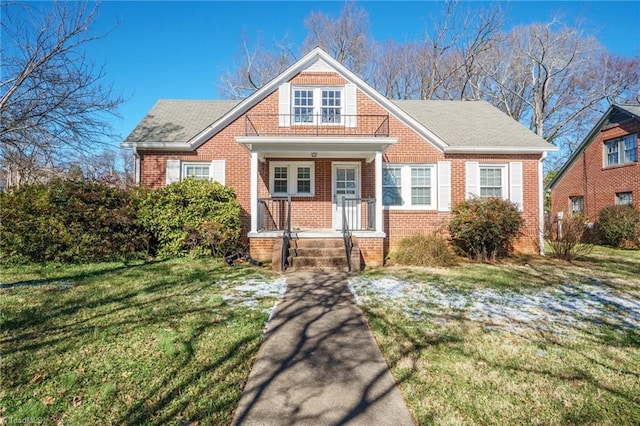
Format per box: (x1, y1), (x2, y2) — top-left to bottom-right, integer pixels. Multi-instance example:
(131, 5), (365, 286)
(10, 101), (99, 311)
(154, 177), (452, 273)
(273, 237), (362, 273)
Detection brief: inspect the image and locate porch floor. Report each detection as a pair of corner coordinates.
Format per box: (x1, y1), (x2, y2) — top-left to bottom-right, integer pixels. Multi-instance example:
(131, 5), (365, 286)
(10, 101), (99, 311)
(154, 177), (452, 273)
(252, 228), (385, 238)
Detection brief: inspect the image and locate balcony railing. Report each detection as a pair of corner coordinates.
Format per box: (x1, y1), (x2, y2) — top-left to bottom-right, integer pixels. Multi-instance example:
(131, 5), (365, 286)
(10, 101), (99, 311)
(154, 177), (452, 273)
(245, 114), (389, 137)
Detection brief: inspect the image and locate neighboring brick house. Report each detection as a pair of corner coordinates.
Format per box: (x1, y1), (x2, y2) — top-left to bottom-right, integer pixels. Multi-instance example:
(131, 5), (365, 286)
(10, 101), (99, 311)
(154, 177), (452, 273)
(547, 104), (639, 223)
(122, 48), (556, 268)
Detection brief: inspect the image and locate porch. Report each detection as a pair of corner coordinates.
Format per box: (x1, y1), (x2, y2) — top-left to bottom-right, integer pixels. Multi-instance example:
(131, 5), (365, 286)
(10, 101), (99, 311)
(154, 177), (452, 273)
(238, 113), (396, 271)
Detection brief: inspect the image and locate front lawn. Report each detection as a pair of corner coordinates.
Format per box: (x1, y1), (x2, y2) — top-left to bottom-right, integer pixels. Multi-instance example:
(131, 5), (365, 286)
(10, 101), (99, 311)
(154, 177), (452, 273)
(353, 246), (640, 425)
(0, 259), (284, 425)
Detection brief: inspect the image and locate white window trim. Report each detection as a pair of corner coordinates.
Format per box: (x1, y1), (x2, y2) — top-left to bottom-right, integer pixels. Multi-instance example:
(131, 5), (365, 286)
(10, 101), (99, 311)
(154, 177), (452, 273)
(182, 162), (212, 181)
(479, 164), (508, 199)
(569, 196), (584, 215)
(382, 164), (437, 210)
(291, 86), (344, 126)
(604, 134), (638, 166)
(269, 161), (315, 197)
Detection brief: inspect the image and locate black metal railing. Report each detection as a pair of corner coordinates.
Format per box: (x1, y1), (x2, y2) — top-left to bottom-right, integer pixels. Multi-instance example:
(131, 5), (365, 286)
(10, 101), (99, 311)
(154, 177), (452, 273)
(342, 198), (353, 273)
(258, 197), (292, 271)
(341, 198), (376, 232)
(245, 114), (389, 137)
(341, 197), (376, 273)
(257, 197), (291, 231)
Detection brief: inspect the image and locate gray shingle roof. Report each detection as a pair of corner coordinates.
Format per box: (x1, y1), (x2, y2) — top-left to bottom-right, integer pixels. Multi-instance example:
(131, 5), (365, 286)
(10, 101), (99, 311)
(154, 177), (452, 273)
(393, 100), (552, 148)
(124, 98), (553, 150)
(616, 104), (640, 119)
(124, 100), (239, 143)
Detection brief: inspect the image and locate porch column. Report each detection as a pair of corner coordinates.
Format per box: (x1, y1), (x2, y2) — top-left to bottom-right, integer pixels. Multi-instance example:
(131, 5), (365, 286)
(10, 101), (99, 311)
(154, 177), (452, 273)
(250, 151), (258, 233)
(375, 151), (383, 233)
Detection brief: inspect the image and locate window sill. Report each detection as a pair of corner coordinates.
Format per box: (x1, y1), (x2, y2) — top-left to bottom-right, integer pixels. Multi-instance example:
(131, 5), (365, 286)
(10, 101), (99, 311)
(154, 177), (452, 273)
(383, 206), (437, 211)
(602, 162), (637, 171)
(270, 193), (315, 198)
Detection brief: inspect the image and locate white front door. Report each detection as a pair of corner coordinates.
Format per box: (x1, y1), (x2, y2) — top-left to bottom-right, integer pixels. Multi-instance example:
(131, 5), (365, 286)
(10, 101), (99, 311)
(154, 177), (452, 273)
(333, 163), (360, 230)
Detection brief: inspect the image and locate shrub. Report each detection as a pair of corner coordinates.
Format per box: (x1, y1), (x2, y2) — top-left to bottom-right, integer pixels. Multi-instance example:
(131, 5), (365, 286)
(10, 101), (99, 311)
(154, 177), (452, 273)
(387, 232), (457, 267)
(546, 214), (593, 261)
(136, 178), (241, 257)
(0, 179), (148, 263)
(449, 197), (523, 261)
(597, 205), (640, 248)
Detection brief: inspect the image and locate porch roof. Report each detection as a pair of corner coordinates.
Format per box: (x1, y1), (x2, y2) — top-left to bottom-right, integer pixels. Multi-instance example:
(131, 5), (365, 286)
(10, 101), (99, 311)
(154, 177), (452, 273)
(236, 136), (397, 161)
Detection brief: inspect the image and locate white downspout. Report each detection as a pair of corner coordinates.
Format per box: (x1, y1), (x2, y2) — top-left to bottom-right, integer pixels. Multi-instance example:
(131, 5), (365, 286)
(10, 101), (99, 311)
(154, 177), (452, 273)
(539, 151), (547, 255)
(250, 151), (259, 234)
(375, 151), (383, 233)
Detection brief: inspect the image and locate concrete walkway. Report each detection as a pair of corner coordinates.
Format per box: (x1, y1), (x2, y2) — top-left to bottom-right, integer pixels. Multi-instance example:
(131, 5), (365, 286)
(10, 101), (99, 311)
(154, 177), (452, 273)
(232, 272), (414, 426)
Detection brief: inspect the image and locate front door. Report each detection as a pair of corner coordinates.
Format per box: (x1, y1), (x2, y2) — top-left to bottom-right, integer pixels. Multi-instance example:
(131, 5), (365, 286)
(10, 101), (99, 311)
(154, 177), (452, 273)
(333, 163), (360, 230)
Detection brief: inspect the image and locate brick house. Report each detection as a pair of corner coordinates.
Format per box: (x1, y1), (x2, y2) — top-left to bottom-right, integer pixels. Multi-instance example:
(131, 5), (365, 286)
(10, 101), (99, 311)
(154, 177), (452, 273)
(547, 104), (639, 223)
(122, 47), (556, 270)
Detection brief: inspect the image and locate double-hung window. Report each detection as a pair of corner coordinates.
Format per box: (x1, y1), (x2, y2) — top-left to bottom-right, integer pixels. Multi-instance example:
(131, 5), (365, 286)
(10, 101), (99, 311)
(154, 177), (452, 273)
(183, 163), (211, 181)
(569, 196), (584, 215)
(270, 162), (314, 196)
(383, 164), (435, 209)
(411, 167), (431, 206)
(479, 166), (504, 197)
(605, 134), (638, 166)
(293, 89), (314, 124)
(292, 87), (343, 125)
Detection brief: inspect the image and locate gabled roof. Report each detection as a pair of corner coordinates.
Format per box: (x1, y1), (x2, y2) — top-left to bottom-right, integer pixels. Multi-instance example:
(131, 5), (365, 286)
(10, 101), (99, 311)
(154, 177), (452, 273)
(394, 100), (554, 152)
(546, 104), (640, 190)
(122, 47), (557, 154)
(123, 100), (239, 146)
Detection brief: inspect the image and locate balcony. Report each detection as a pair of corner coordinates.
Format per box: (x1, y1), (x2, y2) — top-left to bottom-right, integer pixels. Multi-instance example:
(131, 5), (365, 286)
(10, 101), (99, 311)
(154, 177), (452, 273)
(245, 114), (389, 137)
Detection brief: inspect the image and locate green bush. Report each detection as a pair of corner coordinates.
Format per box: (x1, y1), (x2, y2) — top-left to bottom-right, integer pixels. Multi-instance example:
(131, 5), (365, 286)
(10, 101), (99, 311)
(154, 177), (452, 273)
(449, 197), (523, 261)
(136, 178), (241, 257)
(0, 179), (148, 263)
(597, 205), (640, 248)
(387, 232), (457, 267)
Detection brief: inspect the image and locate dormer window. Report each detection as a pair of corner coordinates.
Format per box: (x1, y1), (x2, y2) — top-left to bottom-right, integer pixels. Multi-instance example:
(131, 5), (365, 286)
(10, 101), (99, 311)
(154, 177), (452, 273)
(292, 87), (343, 125)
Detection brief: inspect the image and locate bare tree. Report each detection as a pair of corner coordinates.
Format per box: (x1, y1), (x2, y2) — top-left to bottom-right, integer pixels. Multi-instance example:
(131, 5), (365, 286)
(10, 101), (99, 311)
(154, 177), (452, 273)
(477, 20), (640, 165)
(0, 1), (123, 188)
(302, 1), (375, 78)
(218, 31), (297, 99)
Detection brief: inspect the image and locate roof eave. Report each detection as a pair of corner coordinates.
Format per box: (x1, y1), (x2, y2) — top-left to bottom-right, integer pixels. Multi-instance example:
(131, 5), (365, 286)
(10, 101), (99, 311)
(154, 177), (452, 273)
(444, 146), (558, 155)
(121, 141), (192, 151)
(546, 105), (618, 190)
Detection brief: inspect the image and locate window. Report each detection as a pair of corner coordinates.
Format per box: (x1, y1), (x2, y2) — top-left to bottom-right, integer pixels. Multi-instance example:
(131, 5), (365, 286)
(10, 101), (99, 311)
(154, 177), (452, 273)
(383, 167), (402, 206)
(383, 164), (435, 208)
(297, 167), (312, 194)
(616, 192), (633, 206)
(411, 167), (431, 206)
(569, 196), (584, 215)
(321, 90), (342, 123)
(624, 135), (638, 163)
(480, 167), (504, 197)
(273, 167), (288, 193)
(605, 134), (638, 166)
(183, 163), (210, 180)
(270, 162), (315, 196)
(293, 89), (314, 123)
(291, 87), (343, 125)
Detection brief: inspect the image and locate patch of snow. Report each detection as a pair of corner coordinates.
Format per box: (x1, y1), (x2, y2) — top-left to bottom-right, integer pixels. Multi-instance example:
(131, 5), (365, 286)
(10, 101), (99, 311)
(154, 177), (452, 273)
(348, 276), (640, 335)
(222, 277), (287, 312)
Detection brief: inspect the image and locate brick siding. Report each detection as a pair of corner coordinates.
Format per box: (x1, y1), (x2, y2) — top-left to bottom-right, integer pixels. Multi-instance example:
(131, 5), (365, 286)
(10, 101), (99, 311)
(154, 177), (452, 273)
(138, 69), (546, 263)
(550, 118), (639, 223)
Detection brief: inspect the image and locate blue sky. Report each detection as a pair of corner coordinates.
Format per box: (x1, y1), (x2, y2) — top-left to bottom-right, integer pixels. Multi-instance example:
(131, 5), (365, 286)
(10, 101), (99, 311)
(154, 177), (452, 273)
(18, 1), (640, 149)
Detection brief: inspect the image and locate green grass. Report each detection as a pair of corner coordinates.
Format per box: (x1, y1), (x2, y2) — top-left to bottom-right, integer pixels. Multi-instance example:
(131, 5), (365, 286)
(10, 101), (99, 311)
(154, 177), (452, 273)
(0, 259), (277, 425)
(362, 246), (640, 425)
